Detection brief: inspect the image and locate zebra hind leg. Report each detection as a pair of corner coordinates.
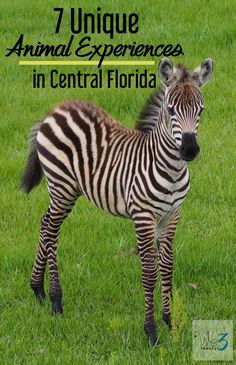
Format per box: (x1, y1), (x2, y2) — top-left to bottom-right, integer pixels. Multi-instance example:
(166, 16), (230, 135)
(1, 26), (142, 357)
(30, 209), (50, 302)
(45, 193), (77, 315)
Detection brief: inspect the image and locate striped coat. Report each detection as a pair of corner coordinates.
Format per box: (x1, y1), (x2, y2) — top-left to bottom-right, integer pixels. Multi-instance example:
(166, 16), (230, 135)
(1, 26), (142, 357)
(21, 58), (213, 345)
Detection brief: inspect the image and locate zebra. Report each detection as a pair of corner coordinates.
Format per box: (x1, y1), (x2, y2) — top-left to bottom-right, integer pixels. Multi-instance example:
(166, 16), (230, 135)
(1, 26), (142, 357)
(21, 58), (213, 346)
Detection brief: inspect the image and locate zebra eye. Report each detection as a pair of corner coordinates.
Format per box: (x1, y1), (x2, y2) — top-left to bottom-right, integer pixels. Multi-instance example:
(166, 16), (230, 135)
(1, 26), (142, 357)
(198, 107), (205, 117)
(167, 106), (175, 116)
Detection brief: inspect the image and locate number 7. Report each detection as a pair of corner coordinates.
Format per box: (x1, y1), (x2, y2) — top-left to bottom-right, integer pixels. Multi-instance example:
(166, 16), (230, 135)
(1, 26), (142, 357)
(54, 8), (64, 34)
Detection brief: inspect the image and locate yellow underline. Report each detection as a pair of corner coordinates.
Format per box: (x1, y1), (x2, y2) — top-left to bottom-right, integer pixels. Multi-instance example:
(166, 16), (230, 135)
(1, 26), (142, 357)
(19, 60), (155, 66)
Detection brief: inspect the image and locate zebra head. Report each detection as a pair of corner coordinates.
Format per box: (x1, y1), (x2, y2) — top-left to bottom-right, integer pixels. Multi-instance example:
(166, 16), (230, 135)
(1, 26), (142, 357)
(158, 58), (213, 161)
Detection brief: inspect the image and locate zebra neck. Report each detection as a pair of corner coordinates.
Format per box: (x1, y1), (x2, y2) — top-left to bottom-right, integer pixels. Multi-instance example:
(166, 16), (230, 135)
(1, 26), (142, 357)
(148, 119), (187, 178)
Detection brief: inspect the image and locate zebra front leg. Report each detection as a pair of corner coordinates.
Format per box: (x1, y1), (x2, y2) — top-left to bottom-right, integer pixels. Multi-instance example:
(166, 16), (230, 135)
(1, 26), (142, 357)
(134, 212), (158, 346)
(157, 210), (180, 329)
(30, 209), (50, 301)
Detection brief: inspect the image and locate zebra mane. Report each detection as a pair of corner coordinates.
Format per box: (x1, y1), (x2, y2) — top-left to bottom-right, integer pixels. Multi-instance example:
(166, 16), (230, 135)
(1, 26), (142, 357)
(135, 87), (165, 133)
(175, 64), (192, 83)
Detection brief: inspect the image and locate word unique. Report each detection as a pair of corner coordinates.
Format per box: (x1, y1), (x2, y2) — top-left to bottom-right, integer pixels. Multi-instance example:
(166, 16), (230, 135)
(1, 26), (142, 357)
(54, 7), (139, 39)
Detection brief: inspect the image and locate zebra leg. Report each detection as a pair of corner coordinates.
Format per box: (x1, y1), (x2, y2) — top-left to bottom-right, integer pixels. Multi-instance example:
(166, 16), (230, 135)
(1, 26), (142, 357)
(30, 209), (50, 301)
(45, 195), (77, 315)
(157, 210), (180, 329)
(134, 212), (158, 346)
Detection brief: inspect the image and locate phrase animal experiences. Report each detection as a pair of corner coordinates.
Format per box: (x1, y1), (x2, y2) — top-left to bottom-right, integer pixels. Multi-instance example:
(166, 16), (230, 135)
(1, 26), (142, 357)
(21, 58), (213, 346)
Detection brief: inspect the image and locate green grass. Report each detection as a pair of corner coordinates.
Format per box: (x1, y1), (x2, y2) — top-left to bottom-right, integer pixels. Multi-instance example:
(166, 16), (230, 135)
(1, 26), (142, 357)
(0, 0), (236, 364)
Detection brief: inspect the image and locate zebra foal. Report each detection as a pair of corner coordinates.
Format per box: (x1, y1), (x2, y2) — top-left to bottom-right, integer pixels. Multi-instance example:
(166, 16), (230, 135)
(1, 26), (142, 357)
(21, 58), (213, 345)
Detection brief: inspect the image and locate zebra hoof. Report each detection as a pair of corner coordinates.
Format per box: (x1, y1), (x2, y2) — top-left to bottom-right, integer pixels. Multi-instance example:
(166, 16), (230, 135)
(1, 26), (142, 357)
(162, 313), (172, 330)
(144, 319), (158, 346)
(31, 285), (46, 302)
(51, 299), (63, 315)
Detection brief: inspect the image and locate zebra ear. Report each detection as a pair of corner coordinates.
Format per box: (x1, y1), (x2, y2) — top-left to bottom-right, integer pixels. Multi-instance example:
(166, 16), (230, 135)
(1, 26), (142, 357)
(193, 58), (213, 87)
(158, 58), (173, 86)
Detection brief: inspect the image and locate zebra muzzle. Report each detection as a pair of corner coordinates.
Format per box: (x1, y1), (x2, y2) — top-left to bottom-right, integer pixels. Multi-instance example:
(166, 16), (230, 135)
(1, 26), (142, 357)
(180, 133), (200, 161)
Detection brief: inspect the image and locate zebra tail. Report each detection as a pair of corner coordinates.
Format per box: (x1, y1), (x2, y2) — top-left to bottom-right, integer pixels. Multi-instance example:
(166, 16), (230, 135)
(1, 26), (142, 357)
(20, 122), (43, 193)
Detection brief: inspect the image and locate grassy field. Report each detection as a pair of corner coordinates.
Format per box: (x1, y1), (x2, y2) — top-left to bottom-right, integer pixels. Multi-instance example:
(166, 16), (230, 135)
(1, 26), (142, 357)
(0, 0), (236, 364)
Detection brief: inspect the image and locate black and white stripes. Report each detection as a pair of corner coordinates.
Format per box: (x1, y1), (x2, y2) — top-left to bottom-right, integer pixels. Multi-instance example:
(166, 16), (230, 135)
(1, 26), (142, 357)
(21, 57), (213, 346)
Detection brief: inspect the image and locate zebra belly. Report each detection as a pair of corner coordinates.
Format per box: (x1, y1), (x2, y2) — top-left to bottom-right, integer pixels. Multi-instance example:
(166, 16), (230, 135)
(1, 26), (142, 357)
(80, 164), (130, 218)
(84, 188), (129, 218)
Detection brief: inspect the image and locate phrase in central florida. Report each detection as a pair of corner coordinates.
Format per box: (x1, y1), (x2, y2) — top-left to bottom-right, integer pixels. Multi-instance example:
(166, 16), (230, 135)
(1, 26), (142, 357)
(33, 68), (160, 89)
